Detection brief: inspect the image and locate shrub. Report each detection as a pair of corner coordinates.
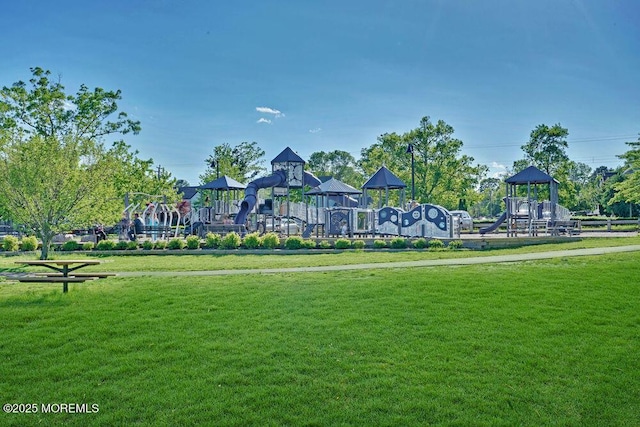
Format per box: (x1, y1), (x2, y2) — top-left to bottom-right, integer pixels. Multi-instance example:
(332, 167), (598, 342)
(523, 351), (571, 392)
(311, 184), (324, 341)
(389, 237), (408, 249)
(168, 238), (186, 250)
(302, 239), (317, 249)
(115, 241), (129, 250)
(127, 241), (139, 250)
(61, 240), (80, 251)
(154, 240), (167, 250)
(142, 240), (154, 250)
(335, 238), (351, 249)
(186, 235), (201, 249)
(319, 240), (332, 249)
(427, 238), (444, 249)
(20, 236), (38, 251)
(242, 232), (262, 249)
(203, 233), (221, 249)
(284, 236), (304, 250)
(373, 239), (387, 249)
(220, 232), (241, 250)
(352, 240), (366, 249)
(82, 242), (95, 251)
(96, 240), (115, 251)
(412, 238), (428, 249)
(261, 232), (280, 249)
(448, 240), (464, 250)
(2, 235), (20, 252)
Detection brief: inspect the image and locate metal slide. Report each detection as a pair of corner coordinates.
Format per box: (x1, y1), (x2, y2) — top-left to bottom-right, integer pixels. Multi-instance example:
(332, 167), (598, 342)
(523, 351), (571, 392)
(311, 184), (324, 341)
(479, 211), (507, 235)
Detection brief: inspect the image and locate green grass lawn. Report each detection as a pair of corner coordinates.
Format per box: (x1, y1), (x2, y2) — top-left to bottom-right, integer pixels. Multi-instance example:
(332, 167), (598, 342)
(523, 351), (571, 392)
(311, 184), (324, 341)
(1, 235), (639, 273)
(0, 242), (639, 425)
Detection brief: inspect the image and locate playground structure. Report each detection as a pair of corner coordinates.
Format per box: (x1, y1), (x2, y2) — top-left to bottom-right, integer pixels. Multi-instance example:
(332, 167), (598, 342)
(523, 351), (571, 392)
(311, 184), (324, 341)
(228, 147), (460, 239)
(123, 193), (182, 240)
(123, 152), (580, 241)
(480, 166), (578, 236)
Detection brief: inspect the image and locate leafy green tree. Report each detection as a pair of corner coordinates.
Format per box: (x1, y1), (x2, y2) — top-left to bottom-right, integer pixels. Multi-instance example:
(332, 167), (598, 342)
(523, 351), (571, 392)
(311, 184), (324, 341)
(0, 67), (140, 140)
(0, 134), (115, 259)
(474, 177), (503, 217)
(200, 141), (266, 184)
(0, 67), (161, 258)
(514, 123), (589, 208)
(106, 141), (179, 208)
(359, 116), (486, 209)
(520, 123), (570, 177)
(307, 150), (364, 186)
(599, 168), (638, 217)
(611, 134), (640, 207)
(563, 161), (595, 211)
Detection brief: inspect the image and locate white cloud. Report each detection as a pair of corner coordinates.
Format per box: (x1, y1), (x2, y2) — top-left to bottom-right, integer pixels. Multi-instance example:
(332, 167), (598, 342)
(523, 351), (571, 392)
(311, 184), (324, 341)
(309, 128), (322, 133)
(257, 118), (272, 124)
(256, 107), (284, 117)
(490, 162), (508, 179)
(62, 100), (76, 111)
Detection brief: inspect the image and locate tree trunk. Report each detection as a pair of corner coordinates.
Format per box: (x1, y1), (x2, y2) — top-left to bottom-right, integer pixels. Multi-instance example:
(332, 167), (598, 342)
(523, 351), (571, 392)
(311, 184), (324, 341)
(39, 233), (53, 260)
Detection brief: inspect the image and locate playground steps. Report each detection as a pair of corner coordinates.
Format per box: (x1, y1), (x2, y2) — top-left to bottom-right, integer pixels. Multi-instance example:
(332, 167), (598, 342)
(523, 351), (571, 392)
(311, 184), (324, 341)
(530, 219), (549, 235)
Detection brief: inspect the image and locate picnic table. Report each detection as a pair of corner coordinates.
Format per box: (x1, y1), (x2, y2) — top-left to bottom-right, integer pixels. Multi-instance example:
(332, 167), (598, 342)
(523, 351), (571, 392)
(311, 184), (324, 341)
(14, 259), (115, 293)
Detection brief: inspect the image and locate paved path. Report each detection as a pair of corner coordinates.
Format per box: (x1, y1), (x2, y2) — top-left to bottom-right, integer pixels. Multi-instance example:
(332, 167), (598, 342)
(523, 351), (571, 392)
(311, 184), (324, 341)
(114, 244), (640, 277)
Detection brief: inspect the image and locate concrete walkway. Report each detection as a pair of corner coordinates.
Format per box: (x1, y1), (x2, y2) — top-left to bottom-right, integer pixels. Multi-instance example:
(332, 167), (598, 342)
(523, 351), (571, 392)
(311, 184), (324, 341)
(114, 244), (640, 277)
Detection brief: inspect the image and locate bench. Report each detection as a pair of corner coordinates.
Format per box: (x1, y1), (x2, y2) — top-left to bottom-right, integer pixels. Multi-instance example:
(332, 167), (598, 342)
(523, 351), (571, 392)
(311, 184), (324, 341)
(34, 272), (117, 278)
(18, 276), (97, 283)
(548, 220), (581, 236)
(140, 225), (173, 239)
(17, 276), (98, 292)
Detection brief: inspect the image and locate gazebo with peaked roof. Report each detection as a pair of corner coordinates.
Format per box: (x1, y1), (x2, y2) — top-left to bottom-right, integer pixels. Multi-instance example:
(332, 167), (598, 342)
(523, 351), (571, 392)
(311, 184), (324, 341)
(306, 177), (362, 205)
(504, 166), (560, 237)
(198, 175), (247, 191)
(361, 166), (407, 208)
(197, 175), (247, 216)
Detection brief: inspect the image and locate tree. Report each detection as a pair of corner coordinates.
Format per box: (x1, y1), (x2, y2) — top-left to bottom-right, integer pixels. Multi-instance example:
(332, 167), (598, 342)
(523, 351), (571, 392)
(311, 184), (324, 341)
(359, 117), (486, 209)
(106, 140), (178, 208)
(520, 123), (569, 177)
(611, 134), (640, 207)
(307, 150), (364, 187)
(0, 67), (141, 140)
(474, 177), (503, 217)
(0, 67), (149, 258)
(0, 134), (116, 259)
(200, 141), (266, 184)
(513, 123), (587, 207)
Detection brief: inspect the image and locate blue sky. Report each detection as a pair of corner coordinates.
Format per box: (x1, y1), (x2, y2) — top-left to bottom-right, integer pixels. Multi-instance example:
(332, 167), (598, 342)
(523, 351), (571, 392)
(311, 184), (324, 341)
(2, 0), (639, 185)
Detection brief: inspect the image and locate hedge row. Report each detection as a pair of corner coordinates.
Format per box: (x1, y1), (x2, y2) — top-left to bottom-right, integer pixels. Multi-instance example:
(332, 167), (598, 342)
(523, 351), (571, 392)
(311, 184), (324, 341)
(1, 233), (465, 252)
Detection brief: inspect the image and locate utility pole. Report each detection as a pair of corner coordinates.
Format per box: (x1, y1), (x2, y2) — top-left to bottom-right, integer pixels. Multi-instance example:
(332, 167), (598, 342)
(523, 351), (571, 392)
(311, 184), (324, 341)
(406, 143), (415, 201)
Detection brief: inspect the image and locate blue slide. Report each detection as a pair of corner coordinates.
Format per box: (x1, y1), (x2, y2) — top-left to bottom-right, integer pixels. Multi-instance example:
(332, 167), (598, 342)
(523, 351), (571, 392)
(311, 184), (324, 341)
(234, 170), (322, 225)
(479, 211), (507, 234)
(235, 170), (287, 225)
(303, 171), (321, 188)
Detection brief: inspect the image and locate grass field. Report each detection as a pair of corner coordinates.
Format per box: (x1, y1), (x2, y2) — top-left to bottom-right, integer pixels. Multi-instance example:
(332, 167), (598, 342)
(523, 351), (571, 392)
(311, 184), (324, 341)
(1, 239), (639, 426)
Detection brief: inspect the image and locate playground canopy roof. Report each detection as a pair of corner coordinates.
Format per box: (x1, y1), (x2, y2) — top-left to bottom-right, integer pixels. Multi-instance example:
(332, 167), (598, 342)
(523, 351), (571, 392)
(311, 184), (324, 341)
(505, 166), (559, 185)
(305, 177), (362, 195)
(362, 166), (406, 189)
(178, 186), (199, 199)
(271, 147), (305, 164)
(198, 175), (247, 190)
